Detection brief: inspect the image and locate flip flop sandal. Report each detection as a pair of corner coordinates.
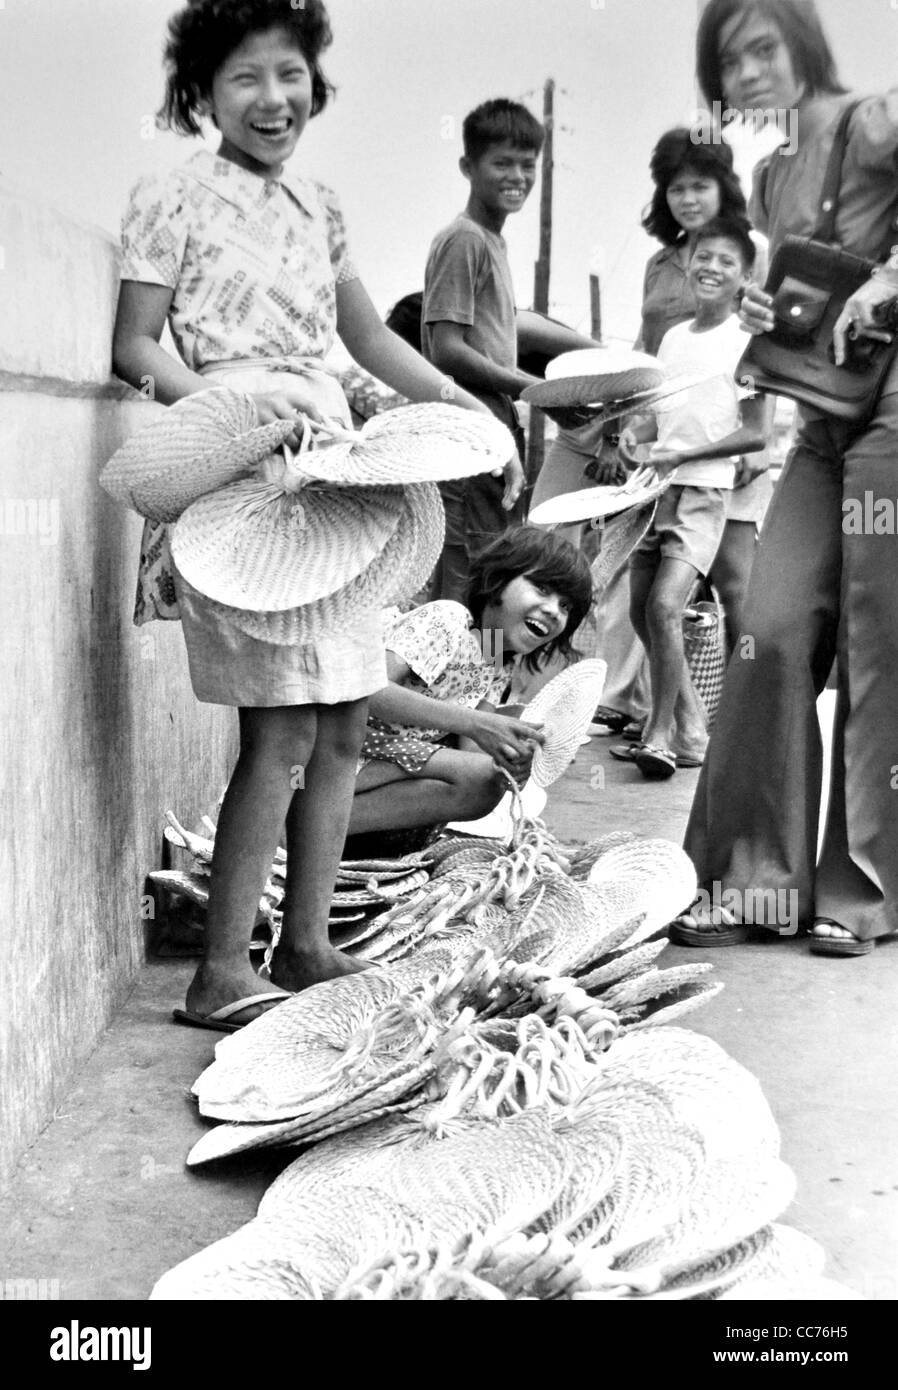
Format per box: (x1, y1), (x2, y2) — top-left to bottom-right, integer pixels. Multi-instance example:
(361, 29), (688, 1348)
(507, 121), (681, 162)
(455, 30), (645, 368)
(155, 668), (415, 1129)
(609, 742), (641, 762)
(668, 903), (747, 948)
(809, 918), (874, 957)
(591, 706), (632, 734)
(622, 721), (645, 742)
(672, 747), (706, 768)
(635, 744), (677, 779)
(172, 990), (290, 1033)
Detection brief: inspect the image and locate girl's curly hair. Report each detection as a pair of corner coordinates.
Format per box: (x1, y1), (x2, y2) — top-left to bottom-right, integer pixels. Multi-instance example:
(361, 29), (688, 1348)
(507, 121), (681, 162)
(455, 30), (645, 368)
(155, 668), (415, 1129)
(641, 128), (748, 247)
(467, 526), (594, 672)
(158, 0), (335, 137)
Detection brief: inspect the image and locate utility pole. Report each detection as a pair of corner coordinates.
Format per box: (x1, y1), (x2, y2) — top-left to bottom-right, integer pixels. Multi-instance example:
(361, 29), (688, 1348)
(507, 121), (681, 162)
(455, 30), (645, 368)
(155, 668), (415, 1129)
(527, 77), (555, 486)
(589, 272), (602, 342)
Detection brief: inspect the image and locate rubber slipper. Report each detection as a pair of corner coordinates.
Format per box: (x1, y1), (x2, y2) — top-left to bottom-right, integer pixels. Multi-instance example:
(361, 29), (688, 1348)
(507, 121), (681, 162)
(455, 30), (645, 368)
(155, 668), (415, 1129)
(591, 706), (632, 734)
(668, 903), (747, 947)
(635, 744), (677, 779)
(609, 742), (640, 762)
(809, 918), (874, 957)
(672, 747), (706, 768)
(172, 990), (290, 1034)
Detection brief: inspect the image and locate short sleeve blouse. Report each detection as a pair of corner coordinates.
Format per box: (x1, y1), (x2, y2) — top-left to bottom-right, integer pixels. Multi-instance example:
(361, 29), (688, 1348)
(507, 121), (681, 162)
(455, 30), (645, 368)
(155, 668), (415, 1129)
(374, 601), (512, 742)
(120, 150), (358, 370)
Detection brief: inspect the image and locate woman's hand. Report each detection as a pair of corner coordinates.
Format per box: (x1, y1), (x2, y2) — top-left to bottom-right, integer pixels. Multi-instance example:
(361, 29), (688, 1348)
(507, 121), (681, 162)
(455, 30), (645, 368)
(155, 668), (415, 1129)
(467, 709), (544, 780)
(832, 278), (897, 366)
(250, 386), (329, 449)
(739, 281), (776, 336)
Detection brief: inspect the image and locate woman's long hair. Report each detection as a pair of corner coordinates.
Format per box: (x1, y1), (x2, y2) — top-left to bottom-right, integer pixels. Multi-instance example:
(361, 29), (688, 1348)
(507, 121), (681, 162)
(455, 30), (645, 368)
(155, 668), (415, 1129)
(642, 129), (748, 247)
(697, 0), (846, 111)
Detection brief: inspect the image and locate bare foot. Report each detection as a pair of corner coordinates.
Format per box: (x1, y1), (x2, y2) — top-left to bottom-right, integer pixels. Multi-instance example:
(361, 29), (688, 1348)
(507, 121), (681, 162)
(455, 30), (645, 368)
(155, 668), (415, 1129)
(268, 945), (374, 992)
(185, 961), (290, 1025)
(811, 920), (853, 941)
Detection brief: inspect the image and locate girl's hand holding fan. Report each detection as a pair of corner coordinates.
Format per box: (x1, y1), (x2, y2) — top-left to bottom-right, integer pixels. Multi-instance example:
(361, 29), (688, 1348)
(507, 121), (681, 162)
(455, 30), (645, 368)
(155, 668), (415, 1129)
(250, 385), (328, 450)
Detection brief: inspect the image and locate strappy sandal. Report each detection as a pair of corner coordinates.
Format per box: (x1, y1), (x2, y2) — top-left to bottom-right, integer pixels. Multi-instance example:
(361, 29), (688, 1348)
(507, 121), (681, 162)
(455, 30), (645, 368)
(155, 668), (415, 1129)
(809, 918), (874, 957)
(668, 901), (747, 947)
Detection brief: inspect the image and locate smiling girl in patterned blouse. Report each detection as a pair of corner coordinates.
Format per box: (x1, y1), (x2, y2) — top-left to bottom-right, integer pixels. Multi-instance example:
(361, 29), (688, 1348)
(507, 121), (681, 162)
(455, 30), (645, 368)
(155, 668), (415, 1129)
(111, 0), (498, 1032)
(348, 527), (593, 840)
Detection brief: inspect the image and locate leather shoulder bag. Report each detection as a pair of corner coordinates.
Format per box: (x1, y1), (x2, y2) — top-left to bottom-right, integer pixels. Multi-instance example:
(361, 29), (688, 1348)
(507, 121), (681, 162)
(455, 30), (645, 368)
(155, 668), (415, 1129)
(737, 100), (898, 423)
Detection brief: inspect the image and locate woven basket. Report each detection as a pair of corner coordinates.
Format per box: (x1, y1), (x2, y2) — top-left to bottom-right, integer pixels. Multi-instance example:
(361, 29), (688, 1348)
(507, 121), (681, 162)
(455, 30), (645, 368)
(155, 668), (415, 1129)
(99, 388), (296, 523)
(683, 598), (726, 728)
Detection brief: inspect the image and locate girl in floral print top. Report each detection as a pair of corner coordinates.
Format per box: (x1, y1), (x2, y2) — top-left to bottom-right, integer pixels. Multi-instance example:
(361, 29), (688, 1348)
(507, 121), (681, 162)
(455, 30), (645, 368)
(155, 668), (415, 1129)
(349, 528), (593, 840)
(111, 0), (502, 1032)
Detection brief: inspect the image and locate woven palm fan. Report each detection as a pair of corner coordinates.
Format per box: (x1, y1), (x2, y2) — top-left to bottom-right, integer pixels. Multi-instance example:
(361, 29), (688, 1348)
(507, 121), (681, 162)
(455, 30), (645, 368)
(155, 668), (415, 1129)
(99, 388), (297, 523)
(600, 1028), (781, 1162)
(589, 500), (661, 593)
(218, 481), (444, 644)
(522, 348), (664, 415)
(151, 1185), (437, 1301)
(285, 403), (515, 487)
(518, 659), (608, 788)
(523, 357), (715, 424)
(171, 481), (406, 611)
(529, 476), (668, 528)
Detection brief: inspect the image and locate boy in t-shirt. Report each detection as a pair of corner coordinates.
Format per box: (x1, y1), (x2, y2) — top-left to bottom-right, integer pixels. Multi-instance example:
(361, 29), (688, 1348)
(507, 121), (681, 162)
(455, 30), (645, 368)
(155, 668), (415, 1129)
(617, 217), (768, 780)
(423, 98), (598, 600)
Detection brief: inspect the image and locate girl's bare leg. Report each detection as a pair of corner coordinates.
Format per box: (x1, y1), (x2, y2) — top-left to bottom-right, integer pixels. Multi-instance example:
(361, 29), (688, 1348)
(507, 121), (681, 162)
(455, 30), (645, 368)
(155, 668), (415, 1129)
(350, 750), (505, 833)
(186, 705), (318, 1022)
(269, 699), (373, 991)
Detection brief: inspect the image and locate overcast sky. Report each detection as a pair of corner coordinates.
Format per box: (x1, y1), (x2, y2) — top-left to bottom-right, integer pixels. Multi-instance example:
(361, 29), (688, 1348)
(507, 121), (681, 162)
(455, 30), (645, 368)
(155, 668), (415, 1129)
(2, 0), (896, 346)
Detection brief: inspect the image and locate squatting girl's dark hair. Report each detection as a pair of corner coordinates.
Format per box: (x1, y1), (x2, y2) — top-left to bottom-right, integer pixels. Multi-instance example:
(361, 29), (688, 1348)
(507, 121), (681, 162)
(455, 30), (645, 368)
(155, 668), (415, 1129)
(696, 0), (846, 112)
(158, 0), (335, 137)
(462, 99), (545, 162)
(467, 526), (594, 672)
(642, 129), (748, 247)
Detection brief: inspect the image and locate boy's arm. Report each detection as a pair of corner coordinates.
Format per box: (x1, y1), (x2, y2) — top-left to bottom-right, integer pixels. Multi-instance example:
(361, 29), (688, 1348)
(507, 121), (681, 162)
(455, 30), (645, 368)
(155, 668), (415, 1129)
(515, 309), (599, 359)
(428, 321), (538, 400)
(336, 278), (488, 414)
(651, 392), (768, 475)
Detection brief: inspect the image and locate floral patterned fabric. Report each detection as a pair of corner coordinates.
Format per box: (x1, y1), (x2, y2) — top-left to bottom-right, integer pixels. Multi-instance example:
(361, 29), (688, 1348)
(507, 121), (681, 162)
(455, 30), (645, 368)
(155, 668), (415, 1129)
(120, 149), (357, 369)
(119, 150), (360, 626)
(360, 601), (513, 769)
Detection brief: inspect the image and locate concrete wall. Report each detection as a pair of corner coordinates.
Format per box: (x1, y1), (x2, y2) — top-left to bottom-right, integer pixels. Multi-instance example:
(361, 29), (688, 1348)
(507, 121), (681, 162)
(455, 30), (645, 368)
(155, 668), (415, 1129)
(0, 185), (238, 1180)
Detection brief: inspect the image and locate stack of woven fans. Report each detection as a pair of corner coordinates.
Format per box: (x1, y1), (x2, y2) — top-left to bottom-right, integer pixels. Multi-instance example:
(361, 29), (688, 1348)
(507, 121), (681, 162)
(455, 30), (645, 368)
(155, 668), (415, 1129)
(151, 816), (853, 1300)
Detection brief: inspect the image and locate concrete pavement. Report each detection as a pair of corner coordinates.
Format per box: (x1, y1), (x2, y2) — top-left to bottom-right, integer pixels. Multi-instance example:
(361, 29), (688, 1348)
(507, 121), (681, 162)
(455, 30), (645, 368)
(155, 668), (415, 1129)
(0, 726), (895, 1301)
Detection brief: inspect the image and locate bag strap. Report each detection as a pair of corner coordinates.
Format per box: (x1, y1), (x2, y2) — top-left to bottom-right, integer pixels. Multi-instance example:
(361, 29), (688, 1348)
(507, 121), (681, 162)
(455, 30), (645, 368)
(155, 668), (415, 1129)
(815, 99), (863, 245)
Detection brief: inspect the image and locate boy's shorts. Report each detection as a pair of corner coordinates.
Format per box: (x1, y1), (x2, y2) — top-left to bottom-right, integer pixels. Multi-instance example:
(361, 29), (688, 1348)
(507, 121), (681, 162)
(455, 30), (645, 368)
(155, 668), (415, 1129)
(630, 484), (728, 578)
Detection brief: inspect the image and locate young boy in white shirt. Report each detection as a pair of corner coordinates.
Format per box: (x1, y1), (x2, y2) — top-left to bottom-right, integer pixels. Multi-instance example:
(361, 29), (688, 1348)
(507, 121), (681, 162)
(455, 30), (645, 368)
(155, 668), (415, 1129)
(618, 217), (768, 779)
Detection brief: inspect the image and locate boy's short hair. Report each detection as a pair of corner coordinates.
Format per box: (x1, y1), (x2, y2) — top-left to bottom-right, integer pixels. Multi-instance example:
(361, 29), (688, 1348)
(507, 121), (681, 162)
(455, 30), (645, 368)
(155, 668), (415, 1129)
(692, 216), (756, 271)
(466, 525), (593, 672)
(385, 292), (424, 353)
(462, 99), (544, 162)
